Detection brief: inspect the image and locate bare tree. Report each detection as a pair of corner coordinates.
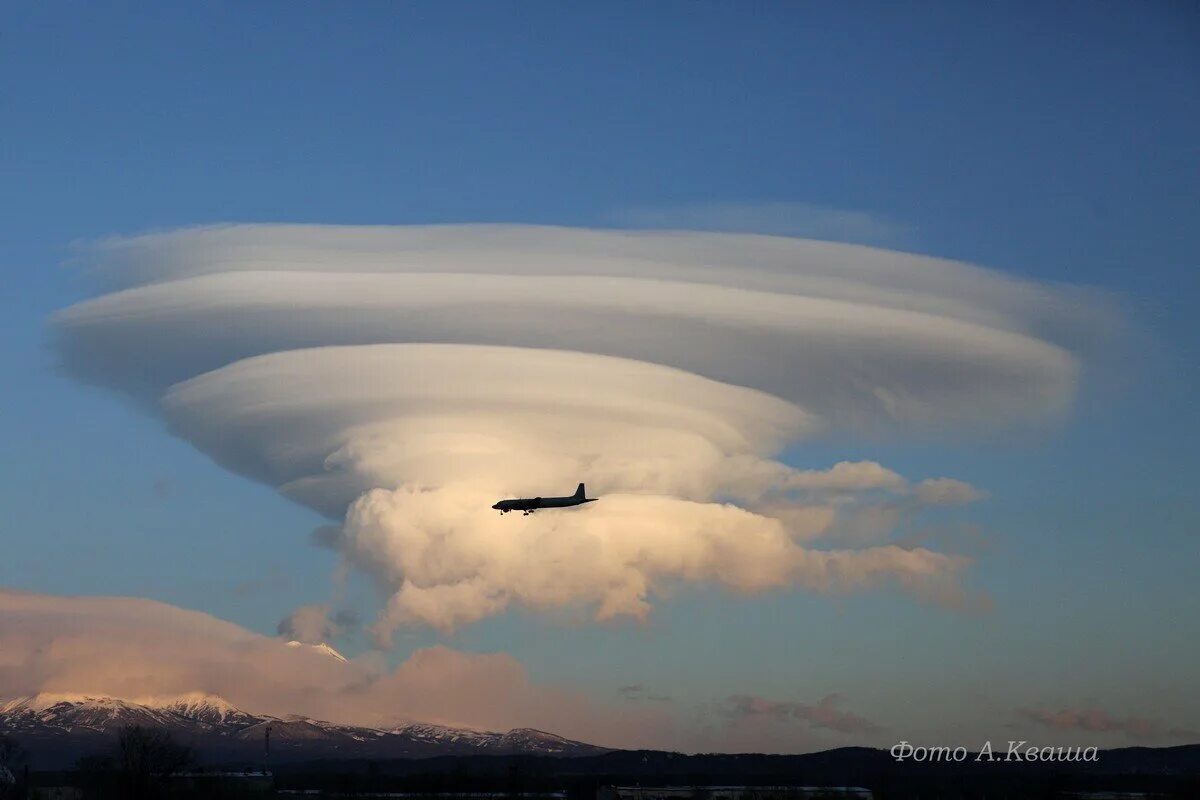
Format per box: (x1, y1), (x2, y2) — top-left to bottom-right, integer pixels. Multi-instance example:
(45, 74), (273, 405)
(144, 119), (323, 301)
(116, 725), (192, 799)
(0, 734), (21, 769)
(0, 735), (23, 800)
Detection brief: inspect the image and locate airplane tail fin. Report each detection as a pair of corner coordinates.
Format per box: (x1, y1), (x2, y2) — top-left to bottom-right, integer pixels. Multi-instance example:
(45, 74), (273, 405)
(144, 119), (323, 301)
(575, 483), (586, 499)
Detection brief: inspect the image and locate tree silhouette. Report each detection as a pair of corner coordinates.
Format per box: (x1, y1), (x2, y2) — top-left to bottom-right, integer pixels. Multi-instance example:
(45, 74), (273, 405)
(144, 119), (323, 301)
(0, 734), (23, 800)
(116, 725), (192, 799)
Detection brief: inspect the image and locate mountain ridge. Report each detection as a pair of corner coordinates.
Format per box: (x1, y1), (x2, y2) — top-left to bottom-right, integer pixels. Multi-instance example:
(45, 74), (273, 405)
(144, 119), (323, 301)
(0, 692), (611, 768)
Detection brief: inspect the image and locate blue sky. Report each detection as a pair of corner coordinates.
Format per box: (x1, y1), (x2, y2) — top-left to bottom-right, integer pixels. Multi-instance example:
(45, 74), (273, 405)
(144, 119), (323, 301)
(2, 3), (1198, 749)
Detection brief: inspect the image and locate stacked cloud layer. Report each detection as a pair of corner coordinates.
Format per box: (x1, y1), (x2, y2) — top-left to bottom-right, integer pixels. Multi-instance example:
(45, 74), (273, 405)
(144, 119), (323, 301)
(54, 224), (1108, 634)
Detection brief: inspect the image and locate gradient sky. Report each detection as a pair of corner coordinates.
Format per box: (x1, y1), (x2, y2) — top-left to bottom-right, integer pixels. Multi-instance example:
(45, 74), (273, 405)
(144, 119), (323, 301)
(2, 3), (1198, 752)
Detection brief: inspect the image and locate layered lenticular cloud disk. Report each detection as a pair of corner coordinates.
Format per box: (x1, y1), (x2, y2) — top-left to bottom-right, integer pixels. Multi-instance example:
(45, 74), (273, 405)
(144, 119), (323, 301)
(54, 224), (1106, 634)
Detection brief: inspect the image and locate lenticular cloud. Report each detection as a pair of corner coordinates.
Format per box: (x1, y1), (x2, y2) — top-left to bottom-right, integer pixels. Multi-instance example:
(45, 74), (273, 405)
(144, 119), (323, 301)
(54, 224), (1104, 635)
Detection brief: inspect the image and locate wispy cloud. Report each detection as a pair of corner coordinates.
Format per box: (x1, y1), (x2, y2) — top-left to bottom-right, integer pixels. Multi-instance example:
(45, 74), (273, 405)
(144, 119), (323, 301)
(618, 685), (673, 704)
(914, 478), (988, 506)
(607, 201), (913, 247)
(277, 604), (341, 644)
(721, 693), (880, 735)
(1017, 706), (1198, 741)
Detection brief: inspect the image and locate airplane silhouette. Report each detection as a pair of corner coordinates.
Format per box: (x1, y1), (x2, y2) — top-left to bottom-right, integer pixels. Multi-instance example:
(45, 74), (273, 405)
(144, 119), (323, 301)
(492, 483), (596, 515)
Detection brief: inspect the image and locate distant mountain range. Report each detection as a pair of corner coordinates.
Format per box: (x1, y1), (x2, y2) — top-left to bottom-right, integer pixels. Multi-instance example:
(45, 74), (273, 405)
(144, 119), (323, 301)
(3, 693), (1198, 793)
(0, 692), (611, 768)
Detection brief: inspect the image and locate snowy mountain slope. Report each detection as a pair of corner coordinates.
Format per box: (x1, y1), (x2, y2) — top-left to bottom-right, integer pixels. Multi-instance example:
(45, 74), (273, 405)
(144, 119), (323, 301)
(0, 693), (611, 767)
(0, 693), (181, 733)
(148, 692), (262, 729)
(284, 640), (349, 662)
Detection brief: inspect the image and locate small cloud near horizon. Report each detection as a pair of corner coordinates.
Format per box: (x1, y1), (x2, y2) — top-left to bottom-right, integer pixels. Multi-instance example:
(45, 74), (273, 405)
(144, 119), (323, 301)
(151, 477), (176, 500)
(1017, 706), (1198, 741)
(721, 693), (881, 735)
(617, 685), (673, 704)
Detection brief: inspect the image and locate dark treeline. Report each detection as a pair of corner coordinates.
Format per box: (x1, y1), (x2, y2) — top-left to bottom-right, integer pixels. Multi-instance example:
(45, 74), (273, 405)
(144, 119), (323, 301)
(4, 734), (1200, 799)
(271, 748), (1200, 800)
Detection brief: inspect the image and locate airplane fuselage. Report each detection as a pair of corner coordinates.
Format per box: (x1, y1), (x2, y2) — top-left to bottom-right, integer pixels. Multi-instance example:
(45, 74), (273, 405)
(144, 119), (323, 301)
(492, 483), (596, 515)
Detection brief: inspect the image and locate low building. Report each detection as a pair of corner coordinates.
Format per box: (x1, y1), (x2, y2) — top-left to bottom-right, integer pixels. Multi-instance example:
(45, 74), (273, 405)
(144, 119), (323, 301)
(599, 786), (873, 800)
(31, 788), (83, 800)
(1060, 792), (1171, 799)
(168, 768), (274, 793)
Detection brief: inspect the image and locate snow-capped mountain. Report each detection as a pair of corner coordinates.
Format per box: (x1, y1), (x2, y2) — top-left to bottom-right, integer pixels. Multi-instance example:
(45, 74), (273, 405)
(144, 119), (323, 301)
(494, 727), (598, 756)
(153, 692), (262, 728)
(385, 721), (606, 756)
(0, 693), (611, 768)
(284, 640), (348, 663)
(2, 694), (167, 734)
